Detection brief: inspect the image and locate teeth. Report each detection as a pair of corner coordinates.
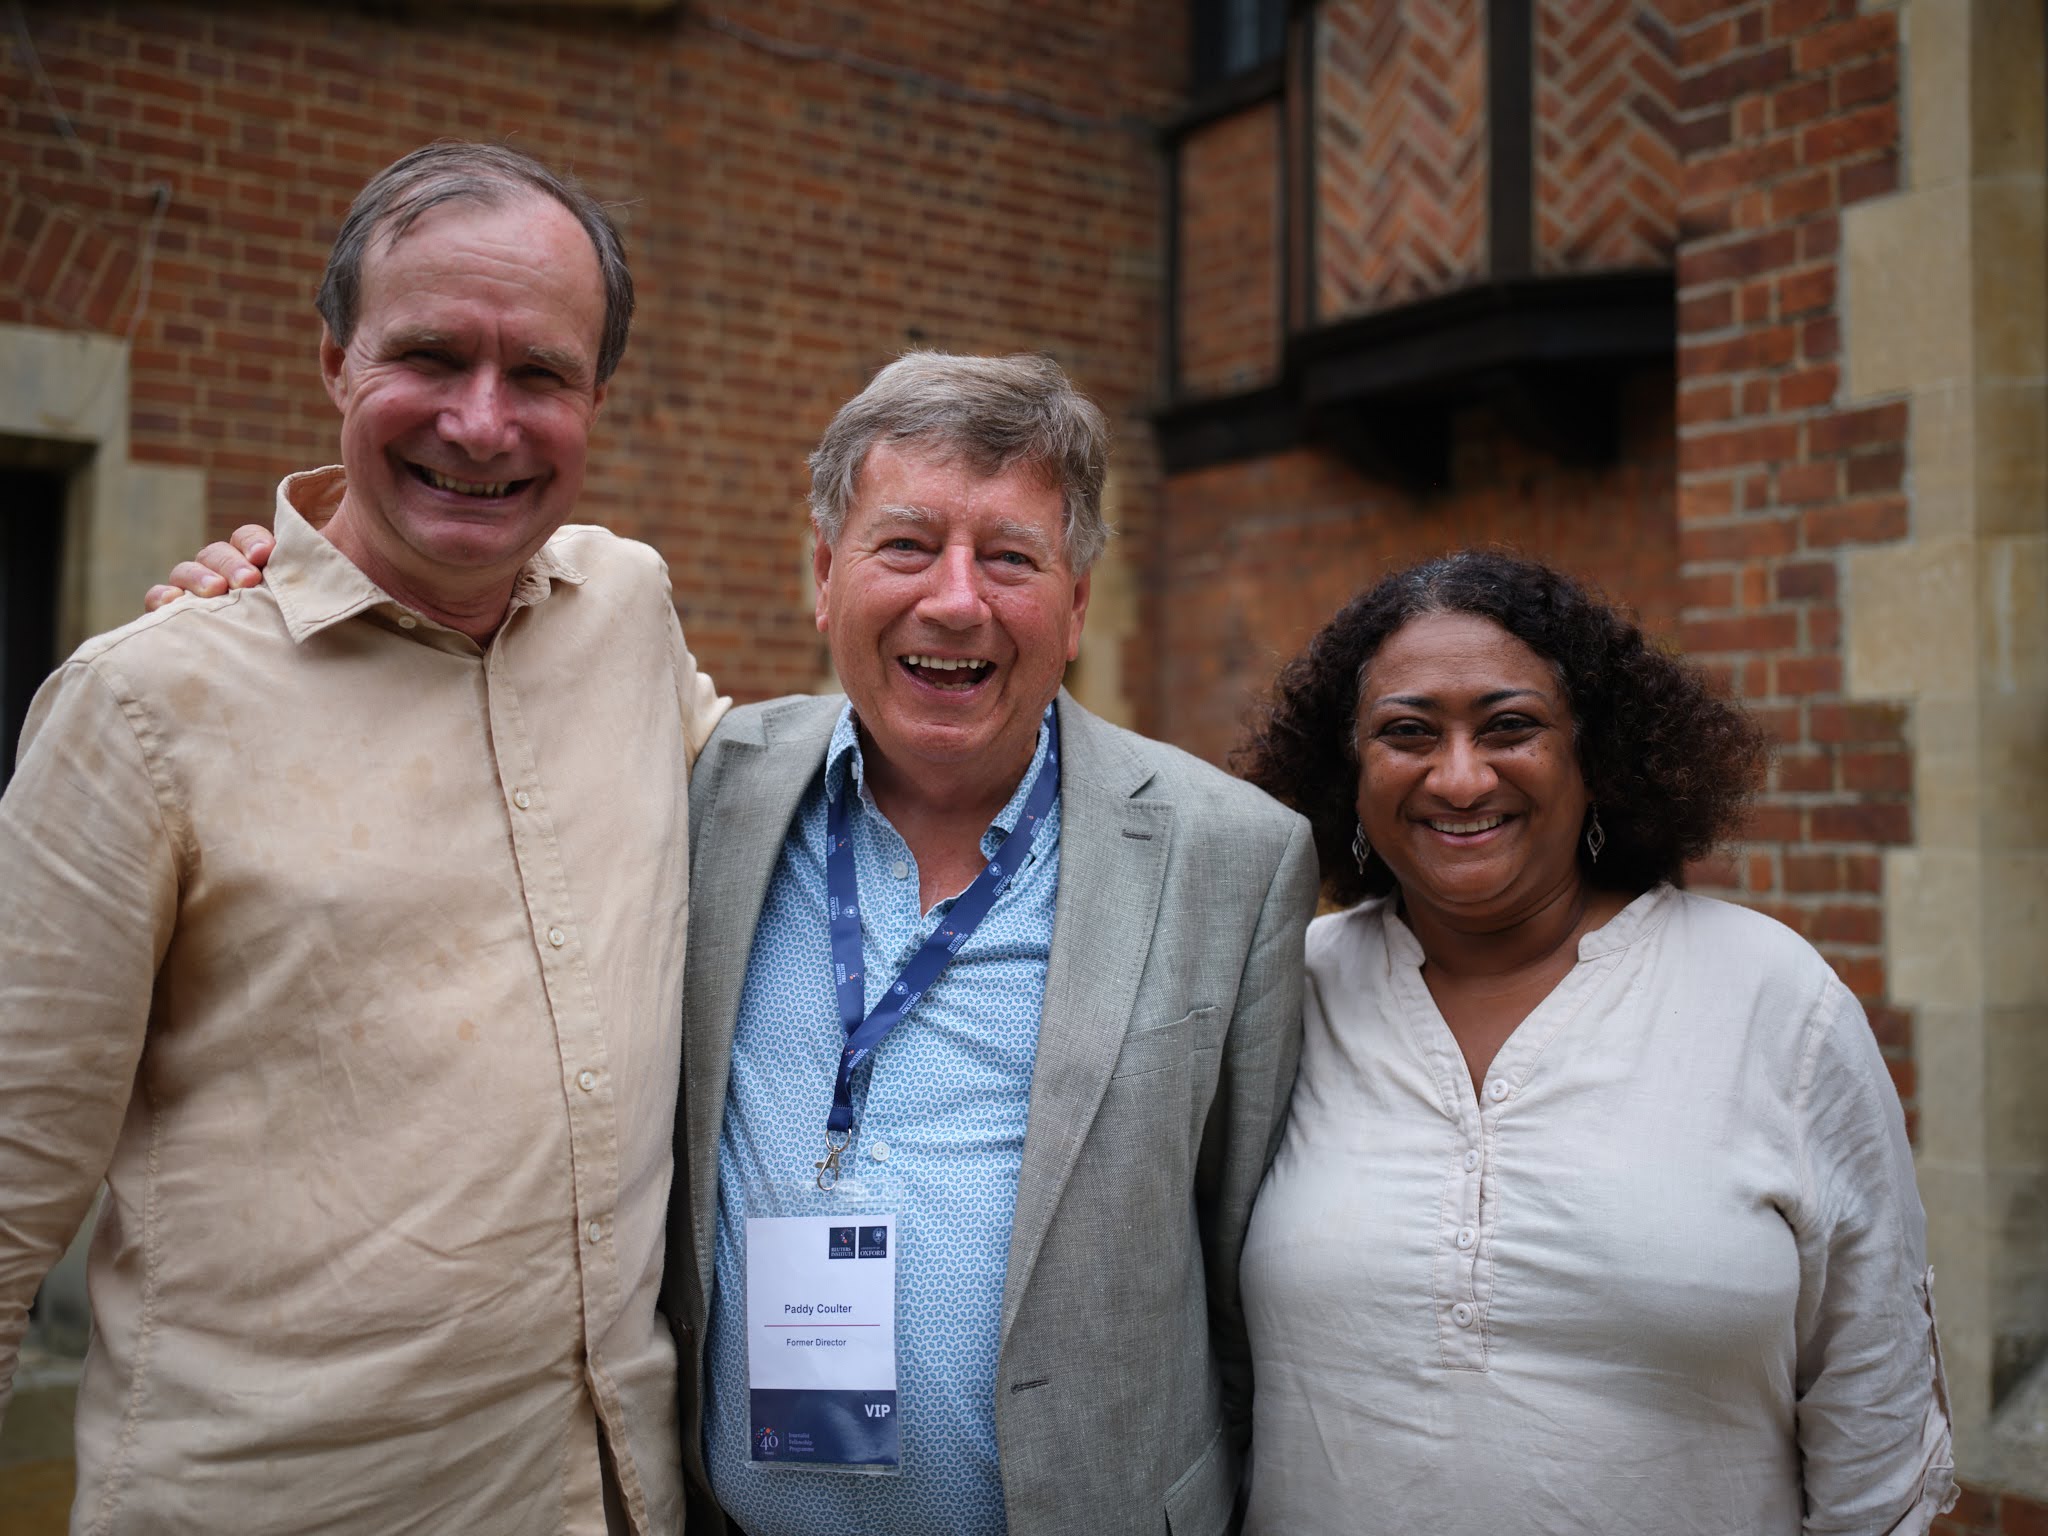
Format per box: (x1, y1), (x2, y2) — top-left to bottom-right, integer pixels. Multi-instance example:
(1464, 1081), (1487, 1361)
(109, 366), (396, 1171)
(902, 655), (990, 673)
(426, 469), (511, 497)
(1429, 815), (1506, 835)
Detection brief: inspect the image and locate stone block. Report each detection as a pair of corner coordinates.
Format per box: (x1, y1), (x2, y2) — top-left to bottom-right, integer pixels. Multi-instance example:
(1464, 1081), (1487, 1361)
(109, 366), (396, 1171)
(1972, 179), (2048, 381)
(1887, 846), (1986, 1006)
(1984, 852), (2048, 1008)
(1847, 535), (1976, 697)
(1918, 1001), (1990, 1165)
(1986, 1006), (2048, 1165)
(1907, 0), (1972, 189)
(1979, 534), (2048, 695)
(1980, 689), (2048, 848)
(1973, 0), (2048, 178)
(1910, 379), (1976, 541)
(79, 463), (208, 649)
(1906, 695), (1986, 851)
(1973, 379), (2048, 538)
(1845, 183), (1974, 398)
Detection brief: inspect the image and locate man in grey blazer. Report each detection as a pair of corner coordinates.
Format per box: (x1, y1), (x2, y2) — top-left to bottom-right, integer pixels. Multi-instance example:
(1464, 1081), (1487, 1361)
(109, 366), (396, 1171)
(667, 353), (1317, 1536)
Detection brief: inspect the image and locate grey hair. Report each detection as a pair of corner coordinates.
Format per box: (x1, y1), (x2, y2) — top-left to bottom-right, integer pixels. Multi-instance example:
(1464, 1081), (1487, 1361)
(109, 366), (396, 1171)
(315, 141), (634, 384)
(808, 352), (1112, 571)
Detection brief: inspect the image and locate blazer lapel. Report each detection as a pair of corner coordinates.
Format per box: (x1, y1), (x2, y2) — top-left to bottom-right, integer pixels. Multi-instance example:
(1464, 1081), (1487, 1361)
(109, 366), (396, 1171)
(685, 694), (841, 1296)
(999, 693), (1169, 1341)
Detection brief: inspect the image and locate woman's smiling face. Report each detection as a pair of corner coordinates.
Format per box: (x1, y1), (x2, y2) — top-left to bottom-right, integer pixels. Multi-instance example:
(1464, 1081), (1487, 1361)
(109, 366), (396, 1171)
(1353, 610), (1592, 927)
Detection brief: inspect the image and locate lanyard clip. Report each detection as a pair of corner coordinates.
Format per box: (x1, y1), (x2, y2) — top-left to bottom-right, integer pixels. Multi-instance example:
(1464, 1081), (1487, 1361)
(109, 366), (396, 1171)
(815, 1126), (854, 1192)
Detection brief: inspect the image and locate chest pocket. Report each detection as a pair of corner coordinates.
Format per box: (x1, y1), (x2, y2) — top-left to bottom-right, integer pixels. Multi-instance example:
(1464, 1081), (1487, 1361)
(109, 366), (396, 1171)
(1110, 1005), (1216, 1079)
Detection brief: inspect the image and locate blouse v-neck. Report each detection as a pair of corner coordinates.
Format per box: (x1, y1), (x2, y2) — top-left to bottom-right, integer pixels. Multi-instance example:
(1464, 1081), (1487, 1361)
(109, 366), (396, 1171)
(1382, 886), (1668, 1130)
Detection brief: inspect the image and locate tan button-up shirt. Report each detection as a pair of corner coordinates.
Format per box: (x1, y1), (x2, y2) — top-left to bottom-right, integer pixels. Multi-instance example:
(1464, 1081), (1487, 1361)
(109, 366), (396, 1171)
(0, 469), (727, 1535)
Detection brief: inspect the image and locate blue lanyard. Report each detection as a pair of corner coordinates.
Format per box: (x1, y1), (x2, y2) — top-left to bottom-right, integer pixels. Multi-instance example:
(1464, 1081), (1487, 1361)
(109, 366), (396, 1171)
(814, 707), (1061, 1189)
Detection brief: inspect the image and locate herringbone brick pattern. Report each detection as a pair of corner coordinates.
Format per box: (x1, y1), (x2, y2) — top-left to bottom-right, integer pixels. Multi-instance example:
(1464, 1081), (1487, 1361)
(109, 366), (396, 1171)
(1314, 0), (1486, 321)
(1536, 0), (1684, 268)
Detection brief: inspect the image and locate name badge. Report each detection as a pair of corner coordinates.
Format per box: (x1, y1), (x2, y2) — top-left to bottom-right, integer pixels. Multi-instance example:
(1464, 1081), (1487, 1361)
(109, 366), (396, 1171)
(746, 1214), (900, 1471)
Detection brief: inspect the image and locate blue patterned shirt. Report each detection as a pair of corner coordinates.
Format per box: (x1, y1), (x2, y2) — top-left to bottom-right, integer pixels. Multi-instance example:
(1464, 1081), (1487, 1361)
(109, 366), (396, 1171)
(704, 705), (1060, 1536)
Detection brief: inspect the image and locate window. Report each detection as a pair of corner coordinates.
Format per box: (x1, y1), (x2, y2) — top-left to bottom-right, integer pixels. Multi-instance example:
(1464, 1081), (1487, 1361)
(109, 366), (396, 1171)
(1193, 0), (1287, 90)
(1, 466), (66, 792)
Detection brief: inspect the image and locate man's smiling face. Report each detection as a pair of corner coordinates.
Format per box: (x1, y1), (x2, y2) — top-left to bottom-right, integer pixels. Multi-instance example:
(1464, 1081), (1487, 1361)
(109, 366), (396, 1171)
(814, 439), (1090, 801)
(320, 192), (607, 604)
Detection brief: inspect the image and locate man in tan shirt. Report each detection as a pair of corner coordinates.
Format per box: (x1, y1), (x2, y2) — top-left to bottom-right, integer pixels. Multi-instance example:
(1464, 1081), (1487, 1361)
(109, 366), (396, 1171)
(0, 144), (724, 1534)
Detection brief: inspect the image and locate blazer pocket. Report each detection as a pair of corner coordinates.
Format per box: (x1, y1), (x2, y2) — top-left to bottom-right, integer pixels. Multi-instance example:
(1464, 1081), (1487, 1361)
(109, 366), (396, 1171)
(1110, 1006), (1216, 1080)
(1163, 1424), (1235, 1536)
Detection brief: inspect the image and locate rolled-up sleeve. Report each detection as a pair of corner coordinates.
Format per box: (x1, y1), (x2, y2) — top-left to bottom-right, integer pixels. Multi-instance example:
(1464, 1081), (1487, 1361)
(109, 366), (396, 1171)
(0, 659), (179, 1427)
(1791, 976), (1957, 1535)
(662, 579), (729, 769)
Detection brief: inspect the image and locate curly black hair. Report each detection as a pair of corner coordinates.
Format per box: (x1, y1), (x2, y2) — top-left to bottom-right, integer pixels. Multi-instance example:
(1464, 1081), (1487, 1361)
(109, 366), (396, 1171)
(1234, 549), (1771, 906)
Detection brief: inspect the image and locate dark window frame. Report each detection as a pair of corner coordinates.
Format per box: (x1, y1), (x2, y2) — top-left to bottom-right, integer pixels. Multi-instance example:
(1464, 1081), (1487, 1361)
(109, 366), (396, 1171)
(1191, 0), (1288, 92)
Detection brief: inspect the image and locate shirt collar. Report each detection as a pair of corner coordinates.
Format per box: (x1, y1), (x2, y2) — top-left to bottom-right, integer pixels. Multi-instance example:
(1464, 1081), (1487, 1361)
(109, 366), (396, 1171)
(824, 701), (1058, 844)
(265, 466), (587, 645)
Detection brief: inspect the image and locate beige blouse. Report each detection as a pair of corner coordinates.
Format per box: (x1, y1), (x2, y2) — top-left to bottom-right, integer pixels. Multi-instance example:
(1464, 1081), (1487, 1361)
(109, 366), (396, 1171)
(0, 470), (726, 1534)
(1241, 886), (1954, 1536)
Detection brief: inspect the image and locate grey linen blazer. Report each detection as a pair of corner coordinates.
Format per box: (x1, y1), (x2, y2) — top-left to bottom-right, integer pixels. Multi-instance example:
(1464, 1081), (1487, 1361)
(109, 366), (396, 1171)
(664, 690), (1317, 1536)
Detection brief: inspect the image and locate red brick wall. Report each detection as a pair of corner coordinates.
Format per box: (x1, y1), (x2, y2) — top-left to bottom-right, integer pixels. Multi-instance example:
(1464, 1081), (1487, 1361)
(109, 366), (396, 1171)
(648, 2), (1182, 693)
(3, 4), (661, 527)
(0, 0), (1183, 703)
(1177, 102), (1284, 397)
(1672, 0), (1913, 1105)
(1535, 0), (1684, 269)
(1150, 373), (1680, 760)
(1314, 0), (1487, 318)
(1937, 1488), (2048, 1536)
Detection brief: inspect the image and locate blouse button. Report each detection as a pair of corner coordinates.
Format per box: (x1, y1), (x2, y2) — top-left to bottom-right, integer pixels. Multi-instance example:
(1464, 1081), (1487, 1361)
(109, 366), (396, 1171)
(1487, 1078), (1511, 1103)
(1455, 1226), (1476, 1250)
(1463, 1148), (1480, 1171)
(1452, 1302), (1475, 1328)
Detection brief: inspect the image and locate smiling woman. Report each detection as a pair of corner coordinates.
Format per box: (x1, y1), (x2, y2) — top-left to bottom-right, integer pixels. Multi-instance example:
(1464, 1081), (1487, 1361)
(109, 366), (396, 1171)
(1231, 551), (1957, 1536)
(1239, 551), (1767, 910)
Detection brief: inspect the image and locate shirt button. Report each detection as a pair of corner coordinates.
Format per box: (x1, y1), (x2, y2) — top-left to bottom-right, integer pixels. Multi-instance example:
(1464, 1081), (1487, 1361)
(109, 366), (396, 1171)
(1452, 1301), (1476, 1328)
(890, 860), (909, 880)
(397, 615), (418, 630)
(548, 926), (567, 948)
(1455, 1226), (1476, 1250)
(1487, 1078), (1511, 1103)
(869, 1141), (890, 1163)
(577, 1069), (597, 1093)
(586, 1220), (603, 1244)
(1463, 1149), (1480, 1171)
(514, 790), (532, 810)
